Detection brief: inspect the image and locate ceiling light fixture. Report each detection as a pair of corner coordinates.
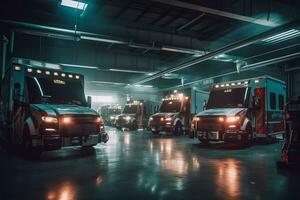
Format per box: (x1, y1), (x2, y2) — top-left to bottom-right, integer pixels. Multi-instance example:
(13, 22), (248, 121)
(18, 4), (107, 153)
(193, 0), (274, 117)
(80, 35), (127, 45)
(262, 29), (300, 43)
(109, 68), (155, 74)
(133, 84), (153, 88)
(60, 63), (98, 69)
(61, 0), (88, 10)
(91, 81), (128, 86)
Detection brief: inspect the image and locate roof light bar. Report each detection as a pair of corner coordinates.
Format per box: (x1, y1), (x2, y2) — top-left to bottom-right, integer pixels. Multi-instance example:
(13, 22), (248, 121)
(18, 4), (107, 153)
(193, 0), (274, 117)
(27, 68), (33, 73)
(45, 71), (50, 75)
(61, 0), (88, 10)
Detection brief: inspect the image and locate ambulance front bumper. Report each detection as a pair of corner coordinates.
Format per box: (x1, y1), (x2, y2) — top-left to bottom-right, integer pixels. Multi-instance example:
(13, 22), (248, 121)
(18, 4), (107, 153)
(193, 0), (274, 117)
(196, 130), (246, 141)
(31, 133), (108, 151)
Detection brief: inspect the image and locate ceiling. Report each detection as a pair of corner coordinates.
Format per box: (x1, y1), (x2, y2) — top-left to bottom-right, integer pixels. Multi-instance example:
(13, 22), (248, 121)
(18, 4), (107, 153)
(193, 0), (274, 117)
(1, 0), (300, 91)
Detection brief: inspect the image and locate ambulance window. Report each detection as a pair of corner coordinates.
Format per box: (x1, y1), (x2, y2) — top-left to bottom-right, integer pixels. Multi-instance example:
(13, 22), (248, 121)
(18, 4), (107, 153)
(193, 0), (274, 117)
(26, 77), (42, 103)
(270, 93), (276, 110)
(279, 95), (284, 110)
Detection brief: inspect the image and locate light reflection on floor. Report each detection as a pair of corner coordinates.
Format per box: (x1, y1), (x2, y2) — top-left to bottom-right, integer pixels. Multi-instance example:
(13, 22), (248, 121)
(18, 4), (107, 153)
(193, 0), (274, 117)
(1, 126), (294, 200)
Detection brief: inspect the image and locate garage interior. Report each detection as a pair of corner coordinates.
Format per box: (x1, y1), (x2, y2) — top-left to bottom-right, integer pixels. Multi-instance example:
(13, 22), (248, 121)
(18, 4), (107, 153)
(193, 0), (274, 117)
(1, 0), (300, 199)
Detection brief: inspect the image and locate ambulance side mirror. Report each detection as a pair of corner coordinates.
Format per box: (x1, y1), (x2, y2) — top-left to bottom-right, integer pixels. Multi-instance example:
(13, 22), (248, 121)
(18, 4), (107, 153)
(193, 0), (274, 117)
(203, 100), (207, 110)
(87, 96), (92, 108)
(253, 96), (261, 109)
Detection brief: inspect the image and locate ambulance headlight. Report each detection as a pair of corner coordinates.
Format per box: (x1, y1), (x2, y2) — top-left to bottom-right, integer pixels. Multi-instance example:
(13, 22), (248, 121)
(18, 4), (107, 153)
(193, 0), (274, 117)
(165, 117), (172, 121)
(226, 116), (240, 123)
(42, 116), (58, 123)
(110, 116), (115, 120)
(125, 116), (131, 121)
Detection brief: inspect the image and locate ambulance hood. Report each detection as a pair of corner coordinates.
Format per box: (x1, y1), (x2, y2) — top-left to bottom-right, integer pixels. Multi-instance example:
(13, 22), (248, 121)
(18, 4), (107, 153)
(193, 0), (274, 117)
(32, 104), (99, 116)
(196, 108), (246, 117)
(116, 113), (136, 118)
(151, 112), (179, 118)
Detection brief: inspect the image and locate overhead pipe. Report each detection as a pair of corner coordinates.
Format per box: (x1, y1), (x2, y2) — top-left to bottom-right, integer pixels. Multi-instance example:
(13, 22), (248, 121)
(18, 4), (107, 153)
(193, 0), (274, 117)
(162, 51), (300, 91)
(134, 19), (300, 85)
(0, 20), (238, 63)
(1, 35), (8, 80)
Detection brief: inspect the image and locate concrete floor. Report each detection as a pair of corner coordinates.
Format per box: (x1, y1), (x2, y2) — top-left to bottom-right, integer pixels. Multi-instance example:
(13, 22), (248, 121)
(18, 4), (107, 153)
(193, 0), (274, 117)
(1, 127), (300, 200)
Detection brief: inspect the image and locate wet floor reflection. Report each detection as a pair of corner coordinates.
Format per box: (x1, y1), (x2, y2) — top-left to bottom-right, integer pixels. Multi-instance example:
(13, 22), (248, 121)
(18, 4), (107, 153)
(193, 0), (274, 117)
(1, 127), (286, 200)
(47, 181), (76, 200)
(214, 159), (241, 199)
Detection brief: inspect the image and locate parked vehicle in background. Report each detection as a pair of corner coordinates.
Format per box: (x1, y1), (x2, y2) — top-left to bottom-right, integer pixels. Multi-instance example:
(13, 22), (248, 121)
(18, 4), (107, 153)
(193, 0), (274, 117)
(0, 60), (109, 158)
(115, 100), (147, 130)
(191, 76), (286, 146)
(99, 105), (121, 126)
(148, 89), (209, 135)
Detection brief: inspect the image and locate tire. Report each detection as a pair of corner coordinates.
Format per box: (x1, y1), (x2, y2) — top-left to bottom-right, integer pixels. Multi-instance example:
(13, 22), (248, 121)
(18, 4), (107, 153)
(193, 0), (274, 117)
(189, 131), (195, 138)
(240, 124), (253, 147)
(130, 121), (138, 131)
(174, 121), (183, 135)
(22, 126), (41, 159)
(151, 130), (160, 134)
(199, 139), (210, 145)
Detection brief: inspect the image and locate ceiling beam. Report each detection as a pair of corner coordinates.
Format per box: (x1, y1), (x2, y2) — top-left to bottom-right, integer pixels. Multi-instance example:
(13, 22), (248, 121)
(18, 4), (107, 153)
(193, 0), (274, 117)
(161, 11), (182, 27)
(176, 13), (205, 31)
(133, 19), (300, 85)
(150, 8), (172, 25)
(133, 5), (152, 22)
(150, 0), (279, 27)
(162, 52), (300, 91)
(114, 1), (132, 19)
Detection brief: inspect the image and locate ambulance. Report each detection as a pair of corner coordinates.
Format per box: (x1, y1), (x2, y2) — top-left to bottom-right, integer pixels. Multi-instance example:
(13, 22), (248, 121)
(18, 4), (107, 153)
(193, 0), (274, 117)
(149, 89), (209, 135)
(191, 76), (286, 146)
(0, 60), (109, 158)
(115, 100), (146, 130)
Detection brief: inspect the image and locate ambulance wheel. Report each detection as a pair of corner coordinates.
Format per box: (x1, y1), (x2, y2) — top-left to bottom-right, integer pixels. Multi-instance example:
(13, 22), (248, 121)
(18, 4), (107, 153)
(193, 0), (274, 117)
(151, 131), (159, 134)
(130, 121), (138, 130)
(199, 139), (210, 145)
(174, 121), (183, 135)
(22, 126), (41, 159)
(240, 124), (253, 147)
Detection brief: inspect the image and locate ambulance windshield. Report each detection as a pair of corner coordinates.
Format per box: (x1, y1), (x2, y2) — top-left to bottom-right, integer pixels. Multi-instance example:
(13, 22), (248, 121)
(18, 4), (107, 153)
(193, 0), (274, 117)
(123, 105), (138, 114)
(109, 108), (121, 115)
(206, 87), (248, 109)
(160, 100), (181, 113)
(26, 76), (87, 106)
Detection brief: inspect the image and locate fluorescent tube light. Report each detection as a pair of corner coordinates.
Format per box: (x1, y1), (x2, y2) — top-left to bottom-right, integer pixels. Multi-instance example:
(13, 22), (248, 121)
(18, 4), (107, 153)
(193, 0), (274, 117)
(91, 81), (128, 86)
(133, 85), (153, 88)
(262, 29), (300, 43)
(61, 0), (88, 10)
(109, 68), (154, 74)
(80, 35), (127, 45)
(60, 63), (98, 69)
